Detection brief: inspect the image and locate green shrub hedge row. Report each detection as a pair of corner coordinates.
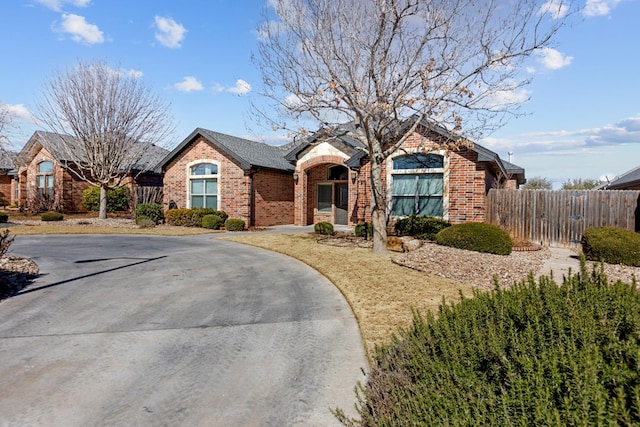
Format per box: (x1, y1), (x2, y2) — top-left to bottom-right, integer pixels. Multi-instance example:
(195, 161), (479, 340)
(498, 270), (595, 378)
(81, 186), (130, 212)
(135, 203), (163, 224)
(336, 263), (640, 426)
(394, 215), (451, 241)
(164, 208), (228, 227)
(202, 214), (224, 230)
(581, 226), (640, 267)
(355, 222), (373, 239)
(436, 222), (512, 255)
(224, 218), (245, 231)
(41, 211), (63, 221)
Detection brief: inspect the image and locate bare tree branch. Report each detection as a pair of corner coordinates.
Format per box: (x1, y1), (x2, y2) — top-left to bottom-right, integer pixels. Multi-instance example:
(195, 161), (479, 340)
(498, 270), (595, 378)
(255, 0), (575, 253)
(37, 61), (175, 219)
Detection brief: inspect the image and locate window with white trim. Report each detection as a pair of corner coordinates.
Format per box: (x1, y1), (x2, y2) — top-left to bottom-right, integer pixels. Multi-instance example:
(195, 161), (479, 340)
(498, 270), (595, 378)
(189, 162), (218, 209)
(36, 161), (54, 197)
(391, 153), (444, 217)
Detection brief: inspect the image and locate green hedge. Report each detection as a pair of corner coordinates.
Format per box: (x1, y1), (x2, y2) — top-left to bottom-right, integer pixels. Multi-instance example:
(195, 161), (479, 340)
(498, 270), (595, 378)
(436, 222), (512, 255)
(224, 218), (245, 231)
(394, 215), (451, 240)
(336, 263), (640, 426)
(355, 222), (373, 239)
(314, 221), (334, 235)
(41, 211), (63, 221)
(135, 203), (163, 224)
(164, 208), (228, 227)
(202, 214), (224, 230)
(581, 226), (640, 267)
(82, 186), (130, 212)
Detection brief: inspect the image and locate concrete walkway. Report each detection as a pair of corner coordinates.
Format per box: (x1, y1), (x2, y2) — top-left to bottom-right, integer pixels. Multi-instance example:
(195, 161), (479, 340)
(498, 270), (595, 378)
(537, 247), (582, 279)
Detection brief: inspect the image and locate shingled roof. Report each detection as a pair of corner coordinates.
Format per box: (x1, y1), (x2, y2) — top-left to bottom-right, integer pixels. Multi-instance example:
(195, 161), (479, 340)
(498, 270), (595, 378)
(602, 165), (640, 190)
(17, 130), (168, 174)
(0, 149), (17, 171)
(159, 128), (295, 172)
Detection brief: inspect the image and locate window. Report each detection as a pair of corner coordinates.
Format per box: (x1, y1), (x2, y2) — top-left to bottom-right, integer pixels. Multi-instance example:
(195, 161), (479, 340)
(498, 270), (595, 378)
(391, 153), (444, 217)
(189, 162), (218, 209)
(328, 165), (348, 180)
(317, 184), (332, 212)
(36, 161), (54, 197)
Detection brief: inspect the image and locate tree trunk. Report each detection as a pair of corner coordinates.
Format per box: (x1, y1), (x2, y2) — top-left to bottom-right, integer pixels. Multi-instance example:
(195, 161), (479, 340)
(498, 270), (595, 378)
(99, 184), (108, 219)
(369, 153), (388, 254)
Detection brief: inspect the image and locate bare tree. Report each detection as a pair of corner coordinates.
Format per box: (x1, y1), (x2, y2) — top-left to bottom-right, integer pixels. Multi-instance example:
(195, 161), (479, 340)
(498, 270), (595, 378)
(523, 176), (553, 190)
(255, 0), (574, 254)
(37, 61), (174, 219)
(561, 178), (602, 190)
(0, 102), (11, 149)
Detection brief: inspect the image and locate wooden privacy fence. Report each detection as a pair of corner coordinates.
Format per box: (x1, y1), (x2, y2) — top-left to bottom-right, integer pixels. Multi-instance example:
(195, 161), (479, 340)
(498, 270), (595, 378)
(486, 189), (640, 247)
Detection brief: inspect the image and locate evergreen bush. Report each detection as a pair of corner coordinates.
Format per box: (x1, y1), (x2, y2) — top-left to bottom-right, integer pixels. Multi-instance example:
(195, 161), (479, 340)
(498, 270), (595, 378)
(581, 226), (640, 267)
(224, 218), (245, 231)
(201, 214), (224, 230)
(135, 203), (163, 224)
(394, 215), (451, 240)
(41, 211), (63, 221)
(82, 186), (130, 212)
(355, 222), (373, 239)
(165, 208), (228, 227)
(0, 213), (8, 223)
(335, 261), (640, 426)
(436, 222), (512, 255)
(314, 221), (334, 235)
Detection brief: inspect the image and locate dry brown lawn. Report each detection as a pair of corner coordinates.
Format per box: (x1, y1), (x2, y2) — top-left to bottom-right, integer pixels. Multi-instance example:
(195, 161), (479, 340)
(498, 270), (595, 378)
(221, 233), (474, 356)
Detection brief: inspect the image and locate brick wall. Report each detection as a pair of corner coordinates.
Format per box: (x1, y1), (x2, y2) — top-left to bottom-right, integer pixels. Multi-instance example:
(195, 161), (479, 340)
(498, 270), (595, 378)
(163, 136), (294, 226)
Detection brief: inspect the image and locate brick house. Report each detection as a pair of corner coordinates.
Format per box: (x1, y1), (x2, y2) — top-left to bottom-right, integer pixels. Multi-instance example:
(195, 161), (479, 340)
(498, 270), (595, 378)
(15, 131), (167, 212)
(161, 119), (524, 228)
(159, 128), (296, 227)
(0, 150), (17, 207)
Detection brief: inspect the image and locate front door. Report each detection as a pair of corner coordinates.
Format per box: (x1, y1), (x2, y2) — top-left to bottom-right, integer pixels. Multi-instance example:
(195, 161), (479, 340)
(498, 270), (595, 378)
(334, 183), (348, 225)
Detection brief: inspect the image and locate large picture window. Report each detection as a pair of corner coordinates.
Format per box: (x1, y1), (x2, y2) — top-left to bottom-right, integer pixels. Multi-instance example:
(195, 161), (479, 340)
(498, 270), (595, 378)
(391, 153), (444, 217)
(189, 162), (218, 209)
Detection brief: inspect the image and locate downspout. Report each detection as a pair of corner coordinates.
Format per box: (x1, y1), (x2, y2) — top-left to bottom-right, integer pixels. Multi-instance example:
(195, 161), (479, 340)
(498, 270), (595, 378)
(248, 169), (255, 227)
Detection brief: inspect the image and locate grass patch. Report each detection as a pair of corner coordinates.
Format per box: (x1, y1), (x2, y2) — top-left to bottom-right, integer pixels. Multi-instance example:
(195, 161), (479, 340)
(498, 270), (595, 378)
(221, 233), (473, 356)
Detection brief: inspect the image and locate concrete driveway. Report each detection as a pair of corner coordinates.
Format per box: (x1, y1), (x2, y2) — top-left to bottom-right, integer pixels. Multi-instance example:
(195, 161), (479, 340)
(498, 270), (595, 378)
(0, 234), (367, 426)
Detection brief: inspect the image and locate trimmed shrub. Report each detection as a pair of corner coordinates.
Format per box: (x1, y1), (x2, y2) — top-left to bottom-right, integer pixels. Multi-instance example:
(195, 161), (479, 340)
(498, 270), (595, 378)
(394, 215), (451, 241)
(314, 221), (334, 235)
(335, 263), (640, 426)
(135, 216), (156, 228)
(581, 226), (640, 267)
(436, 222), (512, 255)
(41, 211), (63, 221)
(202, 214), (224, 230)
(224, 218), (245, 231)
(355, 222), (373, 239)
(0, 213), (8, 223)
(164, 208), (228, 227)
(82, 186), (131, 212)
(135, 203), (163, 224)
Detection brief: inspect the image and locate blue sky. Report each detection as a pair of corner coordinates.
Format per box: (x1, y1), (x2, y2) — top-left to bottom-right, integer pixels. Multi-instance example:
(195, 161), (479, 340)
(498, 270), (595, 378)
(1, 0), (638, 188)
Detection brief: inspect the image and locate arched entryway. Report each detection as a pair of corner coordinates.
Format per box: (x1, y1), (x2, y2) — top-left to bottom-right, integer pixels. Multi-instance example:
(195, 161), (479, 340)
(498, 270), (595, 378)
(297, 162), (352, 226)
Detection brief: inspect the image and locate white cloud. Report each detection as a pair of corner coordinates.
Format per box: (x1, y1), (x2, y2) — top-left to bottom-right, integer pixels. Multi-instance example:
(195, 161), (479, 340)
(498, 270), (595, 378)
(538, 0), (570, 19)
(175, 76), (203, 92)
(227, 79), (252, 95)
(584, 0), (622, 17)
(4, 104), (34, 123)
(58, 13), (104, 45)
(154, 16), (186, 49)
(536, 47), (573, 70)
(124, 69), (143, 79)
(36, 0), (90, 11)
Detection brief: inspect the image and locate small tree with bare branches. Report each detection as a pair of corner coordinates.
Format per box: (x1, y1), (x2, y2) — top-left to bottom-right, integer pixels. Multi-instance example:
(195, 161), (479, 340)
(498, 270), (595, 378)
(255, 0), (574, 254)
(37, 61), (174, 219)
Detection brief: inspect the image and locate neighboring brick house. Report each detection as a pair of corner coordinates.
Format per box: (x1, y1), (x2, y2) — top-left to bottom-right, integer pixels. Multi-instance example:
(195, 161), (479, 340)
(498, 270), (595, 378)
(161, 119), (524, 228)
(160, 128), (296, 227)
(15, 131), (167, 212)
(0, 150), (17, 207)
